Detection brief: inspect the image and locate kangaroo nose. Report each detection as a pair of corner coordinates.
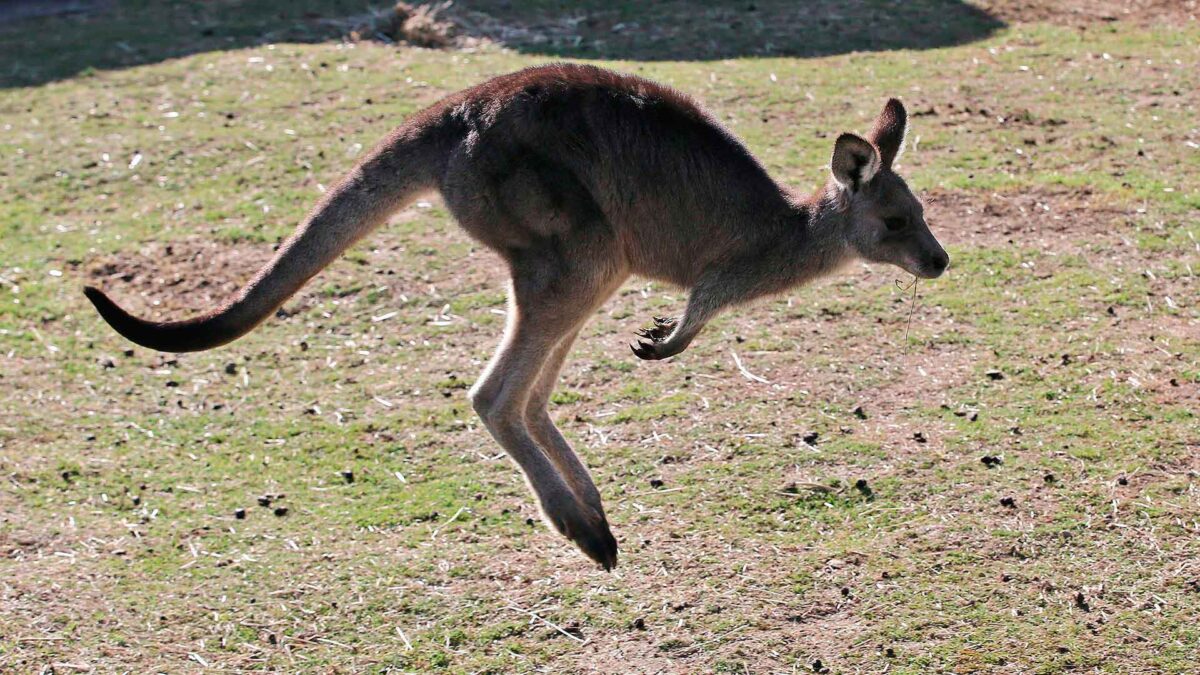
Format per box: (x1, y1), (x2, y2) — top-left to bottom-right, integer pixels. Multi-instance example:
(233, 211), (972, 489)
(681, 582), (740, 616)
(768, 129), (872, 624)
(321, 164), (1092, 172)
(927, 251), (949, 278)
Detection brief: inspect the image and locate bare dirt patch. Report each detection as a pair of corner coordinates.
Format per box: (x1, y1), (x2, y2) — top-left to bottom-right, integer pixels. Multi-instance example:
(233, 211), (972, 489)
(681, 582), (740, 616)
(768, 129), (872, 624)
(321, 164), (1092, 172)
(85, 237), (277, 317)
(977, 0), (1198, 27)
(926, 187), (1132, 252)
(927, 187), (1196, 302)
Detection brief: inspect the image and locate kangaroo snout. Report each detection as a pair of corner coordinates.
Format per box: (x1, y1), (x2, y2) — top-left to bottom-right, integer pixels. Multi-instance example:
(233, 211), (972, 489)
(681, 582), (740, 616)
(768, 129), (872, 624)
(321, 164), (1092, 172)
(923, 249), (950, 279)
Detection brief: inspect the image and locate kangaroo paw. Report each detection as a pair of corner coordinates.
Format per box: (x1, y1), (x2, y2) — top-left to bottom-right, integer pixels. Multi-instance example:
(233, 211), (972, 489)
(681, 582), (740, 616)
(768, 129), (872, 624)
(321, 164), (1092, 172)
(631, 316), (679, 360)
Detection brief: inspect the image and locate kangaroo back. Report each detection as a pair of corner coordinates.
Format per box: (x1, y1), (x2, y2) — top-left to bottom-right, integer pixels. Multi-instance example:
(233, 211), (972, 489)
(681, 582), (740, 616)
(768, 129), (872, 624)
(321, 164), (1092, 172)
(85, 124), (448, 352)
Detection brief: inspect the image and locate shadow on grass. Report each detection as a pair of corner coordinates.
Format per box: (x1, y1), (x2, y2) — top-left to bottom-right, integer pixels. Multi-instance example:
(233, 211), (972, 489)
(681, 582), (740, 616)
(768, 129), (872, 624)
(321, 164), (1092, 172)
(0, 0), (1005, 89)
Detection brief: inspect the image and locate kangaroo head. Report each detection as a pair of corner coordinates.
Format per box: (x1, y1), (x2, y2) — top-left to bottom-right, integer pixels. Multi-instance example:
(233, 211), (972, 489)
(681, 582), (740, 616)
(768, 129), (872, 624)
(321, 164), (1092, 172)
(828, 99), (948, 279)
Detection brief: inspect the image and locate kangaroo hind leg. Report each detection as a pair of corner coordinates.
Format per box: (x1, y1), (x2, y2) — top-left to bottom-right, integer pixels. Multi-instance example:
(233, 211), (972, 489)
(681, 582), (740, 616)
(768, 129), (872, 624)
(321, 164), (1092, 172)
(524, 327), (608, 519)
(470, 250), (624, 569)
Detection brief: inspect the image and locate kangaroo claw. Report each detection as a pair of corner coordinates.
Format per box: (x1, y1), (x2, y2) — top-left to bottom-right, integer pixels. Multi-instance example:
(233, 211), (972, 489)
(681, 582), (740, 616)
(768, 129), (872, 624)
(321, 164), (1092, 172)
(631, 316), (678, 360)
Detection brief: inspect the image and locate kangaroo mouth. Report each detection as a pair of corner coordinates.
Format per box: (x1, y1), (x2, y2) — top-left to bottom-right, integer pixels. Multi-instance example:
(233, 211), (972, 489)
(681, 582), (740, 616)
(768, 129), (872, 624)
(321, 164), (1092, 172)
(901, 253), (948, 280)
(915, 264), (944, 280)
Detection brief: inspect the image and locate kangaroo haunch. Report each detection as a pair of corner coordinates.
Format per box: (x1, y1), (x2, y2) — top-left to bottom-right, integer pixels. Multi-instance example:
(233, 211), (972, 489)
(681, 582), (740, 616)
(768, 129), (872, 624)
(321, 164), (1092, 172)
(85, 64), (950, 569)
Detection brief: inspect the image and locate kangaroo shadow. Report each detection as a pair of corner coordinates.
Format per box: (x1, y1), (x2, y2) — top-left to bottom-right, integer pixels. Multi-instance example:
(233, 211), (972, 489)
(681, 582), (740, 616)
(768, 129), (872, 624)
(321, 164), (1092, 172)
(0, 0), (1005, 89)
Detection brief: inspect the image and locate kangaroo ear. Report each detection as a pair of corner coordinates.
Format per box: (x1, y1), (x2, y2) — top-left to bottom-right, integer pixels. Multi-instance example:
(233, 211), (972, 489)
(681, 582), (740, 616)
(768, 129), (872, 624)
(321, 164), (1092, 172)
(869, 98), (907, 169)
(831, 133), (880, 192)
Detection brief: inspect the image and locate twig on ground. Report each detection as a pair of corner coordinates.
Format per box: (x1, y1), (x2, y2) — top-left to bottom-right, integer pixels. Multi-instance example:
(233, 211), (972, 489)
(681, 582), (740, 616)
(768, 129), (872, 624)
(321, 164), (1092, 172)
(730, 350), (770, 383)
(430, 505), (467, 539)
(505, 604), (588, 644)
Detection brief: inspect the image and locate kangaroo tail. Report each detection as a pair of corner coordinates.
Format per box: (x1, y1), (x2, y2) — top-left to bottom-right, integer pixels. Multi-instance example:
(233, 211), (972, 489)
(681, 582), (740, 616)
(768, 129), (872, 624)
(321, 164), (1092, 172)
(84, 127), (445, 352)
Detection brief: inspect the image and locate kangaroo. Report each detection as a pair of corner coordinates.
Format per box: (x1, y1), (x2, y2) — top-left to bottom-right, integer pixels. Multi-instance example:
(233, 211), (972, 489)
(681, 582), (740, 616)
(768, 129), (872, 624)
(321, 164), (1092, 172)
(85, 63), (948, 570)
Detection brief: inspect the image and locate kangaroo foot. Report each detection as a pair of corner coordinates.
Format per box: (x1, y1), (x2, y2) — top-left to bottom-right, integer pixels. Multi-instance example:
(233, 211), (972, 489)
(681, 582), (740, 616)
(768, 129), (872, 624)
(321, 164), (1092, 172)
(542, 495), (619, 570)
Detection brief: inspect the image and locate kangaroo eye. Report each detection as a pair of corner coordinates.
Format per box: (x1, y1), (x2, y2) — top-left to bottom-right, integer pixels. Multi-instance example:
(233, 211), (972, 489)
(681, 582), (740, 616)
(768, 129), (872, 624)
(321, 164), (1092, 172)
(884, 217), (908, 232)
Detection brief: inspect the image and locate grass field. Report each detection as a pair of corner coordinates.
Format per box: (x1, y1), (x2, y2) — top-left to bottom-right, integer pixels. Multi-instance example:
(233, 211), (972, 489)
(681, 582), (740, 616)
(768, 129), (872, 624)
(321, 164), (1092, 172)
(1, 1), (1198, 672)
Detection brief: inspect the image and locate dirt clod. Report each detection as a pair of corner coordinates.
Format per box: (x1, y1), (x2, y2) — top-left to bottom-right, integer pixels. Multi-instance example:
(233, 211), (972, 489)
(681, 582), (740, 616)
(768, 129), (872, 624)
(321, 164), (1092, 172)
(854, 479), (873, 498)
(1075, 592), (1091, 611)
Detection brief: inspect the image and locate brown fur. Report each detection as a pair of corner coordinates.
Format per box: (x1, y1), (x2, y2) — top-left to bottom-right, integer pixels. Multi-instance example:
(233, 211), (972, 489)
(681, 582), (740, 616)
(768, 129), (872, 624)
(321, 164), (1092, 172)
(85, 64), (949, 569)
